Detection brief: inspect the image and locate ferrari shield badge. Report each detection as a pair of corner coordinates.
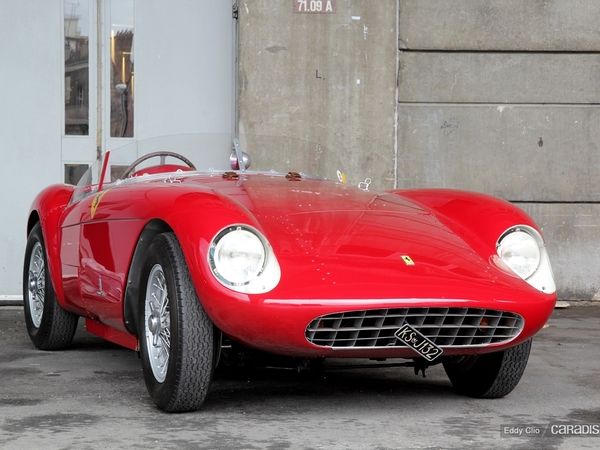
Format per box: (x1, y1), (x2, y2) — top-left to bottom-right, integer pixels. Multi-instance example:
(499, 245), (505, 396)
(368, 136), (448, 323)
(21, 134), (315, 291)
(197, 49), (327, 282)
(401, 255), (415, 266)
(90, 191), (108, 219)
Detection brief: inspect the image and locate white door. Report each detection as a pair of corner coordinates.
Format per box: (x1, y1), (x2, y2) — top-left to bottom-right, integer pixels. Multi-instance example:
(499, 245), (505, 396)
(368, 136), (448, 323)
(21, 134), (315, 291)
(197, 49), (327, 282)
(0, 0), (235, 297)
(65, 0), (236, 175)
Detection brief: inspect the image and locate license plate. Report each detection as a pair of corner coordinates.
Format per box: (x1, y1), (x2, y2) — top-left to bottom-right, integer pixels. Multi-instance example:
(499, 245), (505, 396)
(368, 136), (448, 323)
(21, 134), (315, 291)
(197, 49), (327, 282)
(394, 323), (444, 362)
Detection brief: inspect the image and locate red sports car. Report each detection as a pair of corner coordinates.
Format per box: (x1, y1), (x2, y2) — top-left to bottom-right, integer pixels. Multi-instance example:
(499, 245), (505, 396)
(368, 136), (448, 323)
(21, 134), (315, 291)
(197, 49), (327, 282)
(23, 137), (556, 412)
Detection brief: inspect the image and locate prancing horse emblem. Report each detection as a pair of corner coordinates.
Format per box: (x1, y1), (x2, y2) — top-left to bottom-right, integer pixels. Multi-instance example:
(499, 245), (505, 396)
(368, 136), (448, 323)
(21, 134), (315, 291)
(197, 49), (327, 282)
(401, 255), (415, 266)
(90, 191), (108, 219)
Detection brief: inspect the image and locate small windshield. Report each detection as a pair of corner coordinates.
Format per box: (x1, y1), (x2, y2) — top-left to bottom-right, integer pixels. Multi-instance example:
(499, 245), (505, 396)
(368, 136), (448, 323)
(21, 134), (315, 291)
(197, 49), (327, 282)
(70, 132), (390, 203)
(72, 133), (233, 202)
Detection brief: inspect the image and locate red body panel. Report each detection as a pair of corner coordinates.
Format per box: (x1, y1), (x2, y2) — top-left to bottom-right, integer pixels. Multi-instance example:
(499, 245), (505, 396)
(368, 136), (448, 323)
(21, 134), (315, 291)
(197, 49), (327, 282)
(30, 172), (556, 358)
(28, 185), (77, 312)
(85, 318), (138, 350)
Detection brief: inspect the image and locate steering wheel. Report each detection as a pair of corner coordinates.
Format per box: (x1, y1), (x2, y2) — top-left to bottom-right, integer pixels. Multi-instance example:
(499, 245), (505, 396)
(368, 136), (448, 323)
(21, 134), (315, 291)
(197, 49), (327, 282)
(121, 151), (196, 178)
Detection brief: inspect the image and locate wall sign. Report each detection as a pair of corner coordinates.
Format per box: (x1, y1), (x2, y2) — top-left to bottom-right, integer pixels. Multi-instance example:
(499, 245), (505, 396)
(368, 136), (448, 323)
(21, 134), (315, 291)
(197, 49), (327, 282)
(293, 0), (336, 14)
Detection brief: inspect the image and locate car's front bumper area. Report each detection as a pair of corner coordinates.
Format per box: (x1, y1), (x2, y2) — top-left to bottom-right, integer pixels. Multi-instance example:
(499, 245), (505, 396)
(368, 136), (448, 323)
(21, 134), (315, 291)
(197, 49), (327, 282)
(203, 293), (556, 359)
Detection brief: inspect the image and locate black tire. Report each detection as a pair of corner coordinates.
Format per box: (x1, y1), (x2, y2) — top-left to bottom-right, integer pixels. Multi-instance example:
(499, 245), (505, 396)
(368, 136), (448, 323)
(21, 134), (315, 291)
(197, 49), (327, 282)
(138, 232), (214, 412)
(22, 223), (78, 350)
(443, 339), (532, 398)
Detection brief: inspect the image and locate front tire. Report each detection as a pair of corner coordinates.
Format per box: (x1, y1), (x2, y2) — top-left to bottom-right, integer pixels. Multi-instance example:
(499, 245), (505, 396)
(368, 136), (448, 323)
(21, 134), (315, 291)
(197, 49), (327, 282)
(22, 223), (78, 350)
(139, 232), (214, 412)
(443, 339), (532, 398)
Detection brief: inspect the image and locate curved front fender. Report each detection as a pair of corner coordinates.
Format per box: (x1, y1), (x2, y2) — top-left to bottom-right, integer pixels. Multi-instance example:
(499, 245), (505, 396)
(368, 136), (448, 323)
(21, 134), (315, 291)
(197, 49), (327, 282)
(28, 184), (74, 307)
(391, 189), (540, 258)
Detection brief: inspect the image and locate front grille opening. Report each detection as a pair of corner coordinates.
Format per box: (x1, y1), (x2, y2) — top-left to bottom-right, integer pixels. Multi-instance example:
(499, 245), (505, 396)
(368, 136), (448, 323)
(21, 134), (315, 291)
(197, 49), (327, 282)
(306, 307), (524, 349)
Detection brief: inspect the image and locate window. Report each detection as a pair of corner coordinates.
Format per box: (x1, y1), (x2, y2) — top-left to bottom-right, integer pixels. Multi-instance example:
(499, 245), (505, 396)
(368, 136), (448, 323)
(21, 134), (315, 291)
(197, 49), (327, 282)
(64, 0), (90, 135)
(110, 0), (134, 137)
(64, 163), (89, 185)
(110, 165), (129, 180)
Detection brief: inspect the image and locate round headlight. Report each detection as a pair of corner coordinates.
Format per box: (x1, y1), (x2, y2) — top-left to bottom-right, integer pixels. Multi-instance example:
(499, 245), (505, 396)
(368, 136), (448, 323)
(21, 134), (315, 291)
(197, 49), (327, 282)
(210, 226), (266, 286)
(497, 229), (541, 280)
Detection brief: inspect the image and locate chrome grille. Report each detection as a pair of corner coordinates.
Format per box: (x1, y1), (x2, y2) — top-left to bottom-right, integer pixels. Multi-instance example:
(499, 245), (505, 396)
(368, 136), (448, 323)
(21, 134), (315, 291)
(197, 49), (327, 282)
(305, 307), (524, 349)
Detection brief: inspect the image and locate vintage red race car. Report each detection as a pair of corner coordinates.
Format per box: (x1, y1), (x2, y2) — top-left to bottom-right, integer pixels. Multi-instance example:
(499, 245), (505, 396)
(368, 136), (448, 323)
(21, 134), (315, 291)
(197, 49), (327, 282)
(23, 137), (556, 412)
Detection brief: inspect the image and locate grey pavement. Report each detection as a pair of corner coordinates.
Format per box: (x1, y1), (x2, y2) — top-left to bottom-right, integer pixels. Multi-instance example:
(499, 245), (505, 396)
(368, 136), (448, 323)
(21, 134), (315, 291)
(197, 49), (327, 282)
(0, 305), (598, 450)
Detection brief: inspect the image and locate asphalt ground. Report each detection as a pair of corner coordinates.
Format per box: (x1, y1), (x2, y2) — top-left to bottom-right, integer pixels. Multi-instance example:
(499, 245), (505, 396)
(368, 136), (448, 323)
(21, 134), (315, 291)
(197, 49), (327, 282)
(0, 305), (598, 450)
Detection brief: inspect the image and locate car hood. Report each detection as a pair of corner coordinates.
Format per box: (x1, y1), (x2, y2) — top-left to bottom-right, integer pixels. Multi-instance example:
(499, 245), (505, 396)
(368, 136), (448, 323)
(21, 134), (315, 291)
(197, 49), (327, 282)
(186, 173), (533, 301)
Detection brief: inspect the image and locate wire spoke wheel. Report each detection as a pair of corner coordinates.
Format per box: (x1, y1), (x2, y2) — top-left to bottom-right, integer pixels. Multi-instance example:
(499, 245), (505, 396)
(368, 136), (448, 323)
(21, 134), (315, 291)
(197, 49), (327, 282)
(138, 232), (214, 412)
(144, 264), (170, 383)
(23, 223), (78, 350)
(27, 242), (45, 328)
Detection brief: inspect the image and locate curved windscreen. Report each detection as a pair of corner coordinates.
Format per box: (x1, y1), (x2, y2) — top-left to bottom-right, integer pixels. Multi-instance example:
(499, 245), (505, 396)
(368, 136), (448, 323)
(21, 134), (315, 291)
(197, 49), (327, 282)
(69, 132), (388, 204)
(72, 132), (233, 203)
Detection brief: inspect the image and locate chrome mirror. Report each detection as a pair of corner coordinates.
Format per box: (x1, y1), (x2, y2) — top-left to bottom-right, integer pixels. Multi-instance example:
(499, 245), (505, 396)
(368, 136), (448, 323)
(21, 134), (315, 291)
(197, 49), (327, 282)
(230, 138), (251, 171)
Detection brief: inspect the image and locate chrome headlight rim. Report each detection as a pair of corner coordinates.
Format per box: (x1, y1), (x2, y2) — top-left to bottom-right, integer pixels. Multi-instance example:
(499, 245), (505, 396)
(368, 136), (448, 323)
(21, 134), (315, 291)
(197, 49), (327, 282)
(209, 225), (267, 287)
(208, 224), (281, 294)
(496, 224), (555, 295)
(496, 225), (542, 280)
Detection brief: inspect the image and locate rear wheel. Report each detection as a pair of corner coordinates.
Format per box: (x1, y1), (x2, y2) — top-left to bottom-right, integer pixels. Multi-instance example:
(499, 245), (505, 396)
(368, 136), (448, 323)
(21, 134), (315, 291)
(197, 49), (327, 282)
(138, 232), (214, 412)
(22, 223), (78, 350)
(443, 339), (532, 398)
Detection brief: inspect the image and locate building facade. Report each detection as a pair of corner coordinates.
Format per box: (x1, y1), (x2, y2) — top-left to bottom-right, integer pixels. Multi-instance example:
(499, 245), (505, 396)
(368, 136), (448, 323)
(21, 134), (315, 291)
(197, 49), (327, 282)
(1, 0), (597, 300)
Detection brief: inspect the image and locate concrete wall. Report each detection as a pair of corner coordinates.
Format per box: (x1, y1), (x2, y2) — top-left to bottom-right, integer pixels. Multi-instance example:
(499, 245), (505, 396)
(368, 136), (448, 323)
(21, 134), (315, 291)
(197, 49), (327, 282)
(398, 0), (600, 51)
(397, 0), (600, 300)
(240, 0), (599, 300)
(238, 0), (397, 190)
